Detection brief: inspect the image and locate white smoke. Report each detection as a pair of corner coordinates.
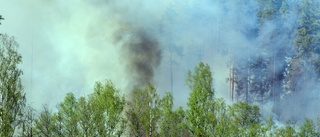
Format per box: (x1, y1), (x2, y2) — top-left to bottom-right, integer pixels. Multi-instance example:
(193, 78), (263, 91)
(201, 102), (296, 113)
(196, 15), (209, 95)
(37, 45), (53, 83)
(1, 0), (319, 124)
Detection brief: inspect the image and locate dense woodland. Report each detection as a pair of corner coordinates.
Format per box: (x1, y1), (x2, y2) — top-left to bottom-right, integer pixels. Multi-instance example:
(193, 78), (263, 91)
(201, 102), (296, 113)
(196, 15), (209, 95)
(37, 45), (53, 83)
(2, 0), (320, 136)
(228, 0), (320, 121)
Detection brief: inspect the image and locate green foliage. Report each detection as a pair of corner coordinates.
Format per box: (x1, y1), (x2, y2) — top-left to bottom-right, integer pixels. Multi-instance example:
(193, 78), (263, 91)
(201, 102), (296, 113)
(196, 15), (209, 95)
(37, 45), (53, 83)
(159, 92), (175, 137)
(5, 0), (320, 136)
(228, 101), (261, 136)
(50, 112), (64, 137)
(275, 120), (298, 137)
(174, 107), (191, 137)
(261, 116), (277, 137)
(126, 84), (161, 137)
(288, 0), (320, 90)
(77, 96), (93, 136)
(212, 98), (232, 137)
(299, 119), (317, 137)
(19, 105), (35, 137)
(159, 92), (189, 137)
(34, 105), (54, 136)
(257, 0), (279, 21)
(30, 81), (126, 137)
(0, 34), (25, 137)
(7, 61), (320, 136)
(186, 62), (216, 136)
(229, 101), (261, 127)
(57, 92), (79, 136)
(89, 81), (126, 137)
(295, 0), (320, 58)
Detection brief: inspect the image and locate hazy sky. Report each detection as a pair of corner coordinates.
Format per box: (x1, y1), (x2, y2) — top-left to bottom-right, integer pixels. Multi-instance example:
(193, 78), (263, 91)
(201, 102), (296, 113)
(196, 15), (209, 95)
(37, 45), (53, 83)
(0, 0), (250, 110)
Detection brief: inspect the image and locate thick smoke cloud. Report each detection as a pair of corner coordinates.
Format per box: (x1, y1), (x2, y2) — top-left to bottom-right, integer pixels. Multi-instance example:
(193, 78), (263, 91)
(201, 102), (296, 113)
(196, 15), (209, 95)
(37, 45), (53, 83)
(114, 28), (161, 92)
(1, 0), (320, 124)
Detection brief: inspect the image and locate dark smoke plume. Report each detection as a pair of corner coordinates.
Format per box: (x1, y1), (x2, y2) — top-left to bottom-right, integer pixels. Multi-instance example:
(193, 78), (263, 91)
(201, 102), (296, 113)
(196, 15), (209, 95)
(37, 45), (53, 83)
(114, 28), (162, 92)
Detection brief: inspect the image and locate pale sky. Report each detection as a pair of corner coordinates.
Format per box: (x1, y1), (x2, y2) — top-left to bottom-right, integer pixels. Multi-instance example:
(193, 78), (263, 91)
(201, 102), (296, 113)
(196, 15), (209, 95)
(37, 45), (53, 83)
(0, 0), (233, 111)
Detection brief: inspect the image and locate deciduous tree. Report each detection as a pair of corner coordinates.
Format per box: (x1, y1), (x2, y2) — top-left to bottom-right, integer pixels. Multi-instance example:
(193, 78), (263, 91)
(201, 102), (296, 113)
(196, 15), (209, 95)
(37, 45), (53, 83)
(34, 105), (54, 137)
(228, 101), (261, 136)
(185, 62), (216, 136)
(159, 92), (188, 137)
(57, 92), (79, 136)
(126, 84), (160, 137)
(0, 34), (26, 136)
(89, 81), (126, 136)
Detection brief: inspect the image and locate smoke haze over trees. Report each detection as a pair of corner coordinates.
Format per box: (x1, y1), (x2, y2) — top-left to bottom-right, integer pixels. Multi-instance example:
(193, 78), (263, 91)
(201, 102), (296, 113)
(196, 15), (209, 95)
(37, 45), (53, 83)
(2, 0), (320, 136)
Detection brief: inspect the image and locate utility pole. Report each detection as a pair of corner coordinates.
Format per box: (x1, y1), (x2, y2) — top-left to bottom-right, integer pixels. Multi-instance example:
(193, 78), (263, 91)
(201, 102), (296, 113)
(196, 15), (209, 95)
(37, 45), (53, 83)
(170, 46), (173, 93)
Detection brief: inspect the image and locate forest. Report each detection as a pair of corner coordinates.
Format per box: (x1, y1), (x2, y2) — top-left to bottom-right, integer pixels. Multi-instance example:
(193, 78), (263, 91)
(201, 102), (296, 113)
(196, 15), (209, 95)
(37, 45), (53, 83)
(2, 0), (320, 136)
(1, 42), (320, 136)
